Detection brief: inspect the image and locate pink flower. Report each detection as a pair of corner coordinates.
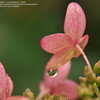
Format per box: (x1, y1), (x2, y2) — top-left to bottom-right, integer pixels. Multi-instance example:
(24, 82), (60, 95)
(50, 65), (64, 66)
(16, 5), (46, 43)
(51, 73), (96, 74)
(37, 61), (79, 100)
(7, 96), (29, 100)
(40, 2), (89, 69)
(0, 63), (29, 100)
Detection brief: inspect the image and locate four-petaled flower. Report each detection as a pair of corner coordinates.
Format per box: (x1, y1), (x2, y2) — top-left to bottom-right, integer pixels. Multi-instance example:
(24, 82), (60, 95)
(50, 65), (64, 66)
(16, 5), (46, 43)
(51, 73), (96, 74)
(0, 63), (29, 100)
(40, 2), (89, 70)
(37, 61), (79, 100)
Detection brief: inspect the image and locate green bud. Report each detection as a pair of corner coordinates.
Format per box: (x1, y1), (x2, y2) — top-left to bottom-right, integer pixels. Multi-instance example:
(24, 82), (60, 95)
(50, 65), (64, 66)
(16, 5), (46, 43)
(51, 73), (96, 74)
(84, 66), (96, 81)
(96, 76), (100, 86)
(43, 95), (66, 100)
(78, 86), (93, 97)
(82, 97), (93, 100)
(93, 60), (100, 74)
(23, 88), (35, 100)
(92, 83), (100, 97)
(84, 66), (89, 74)
(79, 76), (87, 83)
(95, 97), (100, 100)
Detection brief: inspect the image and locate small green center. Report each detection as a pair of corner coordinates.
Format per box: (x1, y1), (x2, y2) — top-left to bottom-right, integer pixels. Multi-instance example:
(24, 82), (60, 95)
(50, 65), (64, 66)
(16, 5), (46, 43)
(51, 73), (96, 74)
(47, 69), (58, 77)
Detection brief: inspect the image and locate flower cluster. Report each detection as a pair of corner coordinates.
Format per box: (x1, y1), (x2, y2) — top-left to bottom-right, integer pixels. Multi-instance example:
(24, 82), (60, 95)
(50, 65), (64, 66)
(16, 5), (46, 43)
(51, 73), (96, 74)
(78, 61), (100, 100)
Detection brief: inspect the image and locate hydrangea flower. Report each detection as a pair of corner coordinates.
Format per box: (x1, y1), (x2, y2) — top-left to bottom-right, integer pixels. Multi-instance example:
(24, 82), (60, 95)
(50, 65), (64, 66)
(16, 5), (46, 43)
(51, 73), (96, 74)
(40, 2), (89, 70)
(0, 63), (29, 100)
(37, 61), (79, 100)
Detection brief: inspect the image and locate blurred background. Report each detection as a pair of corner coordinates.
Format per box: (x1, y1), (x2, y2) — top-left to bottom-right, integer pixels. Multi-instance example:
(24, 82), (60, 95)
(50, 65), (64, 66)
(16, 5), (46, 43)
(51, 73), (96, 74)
(0, 0), (100, 95)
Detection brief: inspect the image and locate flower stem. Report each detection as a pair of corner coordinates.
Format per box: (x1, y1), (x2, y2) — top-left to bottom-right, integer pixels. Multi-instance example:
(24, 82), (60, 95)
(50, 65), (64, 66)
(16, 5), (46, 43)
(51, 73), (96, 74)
(76, 44), (93, 73)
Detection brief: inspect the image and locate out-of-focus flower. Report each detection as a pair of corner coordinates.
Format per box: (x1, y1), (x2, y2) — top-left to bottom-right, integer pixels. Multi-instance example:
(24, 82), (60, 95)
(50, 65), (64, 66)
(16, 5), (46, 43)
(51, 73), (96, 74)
(0, 63), (29, 100)
(7, 96), (29, 100)
(40, 2), (89, 70)
(37, 61), (79, 100)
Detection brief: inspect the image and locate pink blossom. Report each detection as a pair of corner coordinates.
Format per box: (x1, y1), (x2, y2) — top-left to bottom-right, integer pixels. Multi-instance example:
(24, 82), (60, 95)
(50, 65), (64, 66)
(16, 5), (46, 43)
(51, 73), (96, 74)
(38, 61), (79, 100)
(7, 96), (29, 100)
(40, 2), (89, 69)
(0, 63), (29, 100)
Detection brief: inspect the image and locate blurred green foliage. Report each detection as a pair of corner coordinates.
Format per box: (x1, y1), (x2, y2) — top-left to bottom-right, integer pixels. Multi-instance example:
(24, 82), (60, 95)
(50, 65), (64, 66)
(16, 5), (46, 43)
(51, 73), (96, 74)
(0, 0), (100, 95)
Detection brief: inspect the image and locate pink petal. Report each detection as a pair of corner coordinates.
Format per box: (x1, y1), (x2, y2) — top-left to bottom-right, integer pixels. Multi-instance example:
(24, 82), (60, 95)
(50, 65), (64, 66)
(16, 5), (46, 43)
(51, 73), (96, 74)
(39, 62), (71, 99)
(46, 49), (74, 70)
(44, 61), (71, 83)
(78, 35), (89, 49)
(7, 96), (29, 100)
(40, 33), (73, 54)
(37, 82), (50, 100)
(0, 63), (7, 100)
(5, 75), (14, 97)
(40, 80), (79, 100)
(0, 63), (6, 88)
(55, 61), (71, 80)
(74, 35), (89, 57)
(52, 80), (79, 100)
(64, 2), (86, 41)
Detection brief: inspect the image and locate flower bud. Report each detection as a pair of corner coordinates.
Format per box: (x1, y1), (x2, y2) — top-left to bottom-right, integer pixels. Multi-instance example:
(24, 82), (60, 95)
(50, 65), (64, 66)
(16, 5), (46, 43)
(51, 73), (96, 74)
(23, 88), (35, 100)
(78, 86), (93, 97)
(93, 60), (100, 74)
(96, 76), (100, 86)
(79, 76), (87, 83)
(84, 66), (96, 81)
